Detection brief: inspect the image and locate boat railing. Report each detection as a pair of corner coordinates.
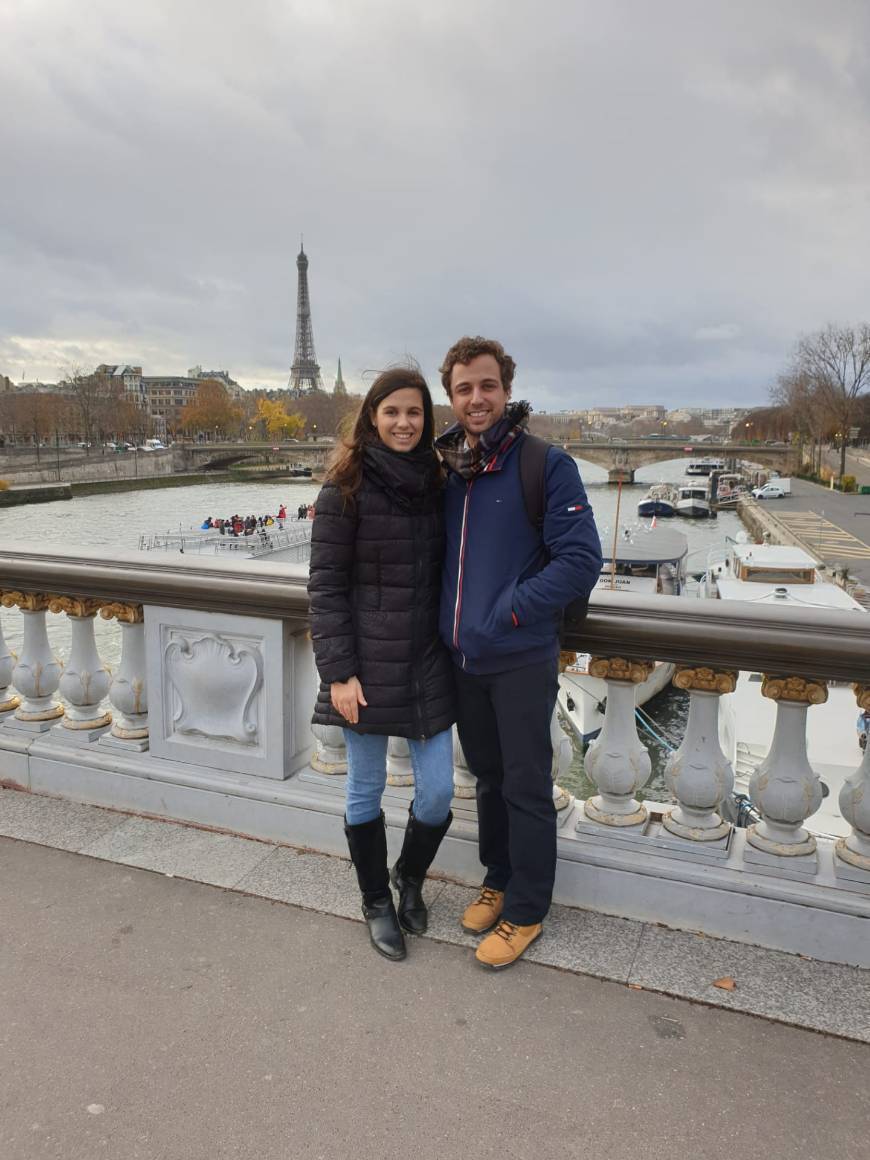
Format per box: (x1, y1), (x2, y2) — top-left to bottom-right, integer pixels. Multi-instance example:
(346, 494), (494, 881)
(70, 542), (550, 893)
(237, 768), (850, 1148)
(1, 542), (869, 968)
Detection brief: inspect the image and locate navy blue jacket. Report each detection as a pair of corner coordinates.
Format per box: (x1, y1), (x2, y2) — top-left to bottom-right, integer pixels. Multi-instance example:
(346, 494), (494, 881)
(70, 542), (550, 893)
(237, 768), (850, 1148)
(439, 432), (602, 674)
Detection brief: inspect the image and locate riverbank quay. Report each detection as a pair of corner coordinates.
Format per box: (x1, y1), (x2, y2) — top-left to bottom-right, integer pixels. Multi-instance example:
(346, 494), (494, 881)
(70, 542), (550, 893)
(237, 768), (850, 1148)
(2, 841), (867, 1160)
(738, 478), (870, 596)
(0, 482), (72, 506)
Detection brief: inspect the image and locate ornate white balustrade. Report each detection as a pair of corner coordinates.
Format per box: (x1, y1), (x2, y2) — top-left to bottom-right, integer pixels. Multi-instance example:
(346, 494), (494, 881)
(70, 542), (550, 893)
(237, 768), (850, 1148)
(1, 544), (870, 968)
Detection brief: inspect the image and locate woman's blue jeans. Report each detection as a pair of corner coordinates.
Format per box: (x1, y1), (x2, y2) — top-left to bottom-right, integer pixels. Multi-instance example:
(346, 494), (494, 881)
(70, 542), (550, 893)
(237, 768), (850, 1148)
(343, 727), (455, 826)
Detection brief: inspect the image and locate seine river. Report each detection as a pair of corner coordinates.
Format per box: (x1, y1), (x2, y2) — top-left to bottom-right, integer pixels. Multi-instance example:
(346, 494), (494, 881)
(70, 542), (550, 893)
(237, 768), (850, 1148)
(0, 457), (742, 802)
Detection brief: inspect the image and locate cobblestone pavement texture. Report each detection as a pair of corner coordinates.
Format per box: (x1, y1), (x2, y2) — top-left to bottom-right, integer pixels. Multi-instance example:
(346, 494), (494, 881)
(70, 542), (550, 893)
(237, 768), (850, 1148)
(1, 837), (869, 1160)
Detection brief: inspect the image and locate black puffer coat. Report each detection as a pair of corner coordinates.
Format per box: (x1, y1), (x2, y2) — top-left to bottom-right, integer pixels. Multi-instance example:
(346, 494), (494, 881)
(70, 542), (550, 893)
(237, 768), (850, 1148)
(308, 443), (456, 738)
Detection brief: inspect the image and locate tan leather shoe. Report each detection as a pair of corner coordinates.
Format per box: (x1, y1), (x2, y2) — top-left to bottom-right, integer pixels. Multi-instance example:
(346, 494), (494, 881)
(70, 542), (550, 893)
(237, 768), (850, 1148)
(475, 920), (542, 970)
(461, 887), (505, 934)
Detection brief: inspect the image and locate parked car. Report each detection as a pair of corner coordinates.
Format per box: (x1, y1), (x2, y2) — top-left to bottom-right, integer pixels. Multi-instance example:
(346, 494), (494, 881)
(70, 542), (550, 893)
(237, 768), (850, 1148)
(752, 480), (791, 500)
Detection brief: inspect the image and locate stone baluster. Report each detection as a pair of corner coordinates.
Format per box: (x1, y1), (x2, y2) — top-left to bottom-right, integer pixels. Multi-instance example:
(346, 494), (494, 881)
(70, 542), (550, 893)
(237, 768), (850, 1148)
(0, 610), (20, 715)
(452, 728), (476, 798)
(835, 684), (870, 873)
(0, 592), (64, 727)
(49, 597), (112, 735)
(747, 676), (827, 857)
(310, 723), (348, 774)
(452, 712), (573, 810)
(551, 708), (575, 813)
(663, 666), (737, 841)
(386, 736), (414, 787)
(98, 603), (149, 749)
(582, 657), (654, 827)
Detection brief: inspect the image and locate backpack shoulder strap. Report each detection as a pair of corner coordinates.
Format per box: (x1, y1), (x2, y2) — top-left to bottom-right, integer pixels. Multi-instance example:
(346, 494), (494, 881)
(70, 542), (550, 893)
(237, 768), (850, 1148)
(518, 433), (551, 531)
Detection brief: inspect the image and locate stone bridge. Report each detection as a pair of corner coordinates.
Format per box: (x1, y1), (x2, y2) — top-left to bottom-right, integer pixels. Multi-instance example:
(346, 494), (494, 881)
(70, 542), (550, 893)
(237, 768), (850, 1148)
(175, 441), (332, 472)
(559, 440), (799, 483)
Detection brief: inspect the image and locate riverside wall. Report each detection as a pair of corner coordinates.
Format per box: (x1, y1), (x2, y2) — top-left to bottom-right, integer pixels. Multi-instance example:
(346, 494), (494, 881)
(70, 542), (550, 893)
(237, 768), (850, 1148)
(0, 450), (184, 486)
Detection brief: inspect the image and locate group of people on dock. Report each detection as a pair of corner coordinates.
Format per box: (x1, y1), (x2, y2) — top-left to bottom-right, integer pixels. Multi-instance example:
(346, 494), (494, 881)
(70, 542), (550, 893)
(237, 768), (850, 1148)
(201, 513), (281, 536)
(308, 336), (602, 970)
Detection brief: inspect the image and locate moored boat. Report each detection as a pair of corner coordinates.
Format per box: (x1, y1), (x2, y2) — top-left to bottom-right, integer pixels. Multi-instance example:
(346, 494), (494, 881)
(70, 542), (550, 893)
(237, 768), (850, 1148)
(676, 478), (714, 518)
(637, 483), (678, 518)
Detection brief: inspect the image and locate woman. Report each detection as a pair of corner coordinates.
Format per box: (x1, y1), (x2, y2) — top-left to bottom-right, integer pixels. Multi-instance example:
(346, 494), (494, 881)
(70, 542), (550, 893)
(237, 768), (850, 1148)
(308, 366), (455, 962)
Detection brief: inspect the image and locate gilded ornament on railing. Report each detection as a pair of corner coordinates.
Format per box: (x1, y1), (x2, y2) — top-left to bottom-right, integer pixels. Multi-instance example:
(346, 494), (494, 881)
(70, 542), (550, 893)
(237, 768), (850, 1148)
(99, 602), (145, 624)
(588, 656), (655, 684)
(47, 596), (104, 618)
(761, 675), (828, 705)
(855, 684), (870, 712)
(0, 591), (51, 612)
(558, 650), (577, 673)
(672, 666), (738, 695)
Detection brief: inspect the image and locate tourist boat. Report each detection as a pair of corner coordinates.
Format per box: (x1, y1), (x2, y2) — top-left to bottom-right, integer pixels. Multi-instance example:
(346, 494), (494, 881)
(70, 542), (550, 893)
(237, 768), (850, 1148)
(676, 478), (714, 518)
(637, 483), (678, 518)
(703, 541), (867, 838)
(558, 527), (689, 744)
(138, 523), (313, 562)
(685, 457), (726, 476)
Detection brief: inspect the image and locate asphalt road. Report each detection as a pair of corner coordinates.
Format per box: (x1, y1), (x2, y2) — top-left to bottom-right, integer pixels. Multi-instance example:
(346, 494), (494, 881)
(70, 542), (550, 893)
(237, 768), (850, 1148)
(761, 470), (870, 589)
(1, 839), (868, 1160)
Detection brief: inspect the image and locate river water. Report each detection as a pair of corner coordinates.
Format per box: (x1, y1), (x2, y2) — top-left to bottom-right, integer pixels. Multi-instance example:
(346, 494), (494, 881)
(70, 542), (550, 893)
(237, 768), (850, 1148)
(0, 457), (742, 802)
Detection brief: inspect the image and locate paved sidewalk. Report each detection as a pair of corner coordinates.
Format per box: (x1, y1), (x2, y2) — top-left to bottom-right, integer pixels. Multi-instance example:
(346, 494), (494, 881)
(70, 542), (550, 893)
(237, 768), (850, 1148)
(1, 786), (869, 1045)
(1, 838), (869, 1160)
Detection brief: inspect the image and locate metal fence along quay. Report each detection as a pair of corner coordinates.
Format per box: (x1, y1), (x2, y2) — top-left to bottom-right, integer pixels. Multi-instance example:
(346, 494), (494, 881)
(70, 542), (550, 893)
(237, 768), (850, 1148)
(1, 541), (869, 968)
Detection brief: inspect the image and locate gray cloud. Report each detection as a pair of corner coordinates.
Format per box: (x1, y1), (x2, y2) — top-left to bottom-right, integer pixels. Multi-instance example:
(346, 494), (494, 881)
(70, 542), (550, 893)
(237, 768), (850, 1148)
(2, 0), (870, 409)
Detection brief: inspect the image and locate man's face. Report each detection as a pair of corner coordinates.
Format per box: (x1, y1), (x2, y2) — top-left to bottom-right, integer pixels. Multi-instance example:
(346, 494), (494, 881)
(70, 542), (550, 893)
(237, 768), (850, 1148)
(448, 354), (510, 444)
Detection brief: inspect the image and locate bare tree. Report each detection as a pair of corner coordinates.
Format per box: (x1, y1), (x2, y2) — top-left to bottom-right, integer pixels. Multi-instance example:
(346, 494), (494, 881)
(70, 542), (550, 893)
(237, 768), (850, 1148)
(59, 365), (111, 454)
(793, 324), (870, 480)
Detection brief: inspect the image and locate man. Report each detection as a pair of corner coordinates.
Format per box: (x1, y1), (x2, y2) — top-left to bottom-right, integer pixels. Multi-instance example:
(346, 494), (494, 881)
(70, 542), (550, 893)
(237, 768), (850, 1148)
(436, 336), (602, 969)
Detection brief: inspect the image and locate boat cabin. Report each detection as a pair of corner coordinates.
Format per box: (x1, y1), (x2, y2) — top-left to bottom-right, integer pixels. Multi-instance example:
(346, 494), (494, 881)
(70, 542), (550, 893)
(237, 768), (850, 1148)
(597, 528), (689, 595)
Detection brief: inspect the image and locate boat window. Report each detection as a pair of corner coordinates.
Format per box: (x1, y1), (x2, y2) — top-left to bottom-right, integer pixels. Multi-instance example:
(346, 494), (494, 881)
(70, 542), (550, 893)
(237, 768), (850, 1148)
(737, 565), (815, 584)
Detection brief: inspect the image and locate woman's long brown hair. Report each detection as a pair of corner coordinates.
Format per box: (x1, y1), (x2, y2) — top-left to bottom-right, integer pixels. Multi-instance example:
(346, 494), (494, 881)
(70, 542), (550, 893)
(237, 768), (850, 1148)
(325, 363), (436, 501)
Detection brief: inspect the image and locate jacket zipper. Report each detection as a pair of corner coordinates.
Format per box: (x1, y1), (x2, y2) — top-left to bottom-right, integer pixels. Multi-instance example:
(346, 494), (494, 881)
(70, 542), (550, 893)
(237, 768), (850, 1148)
(452, 479), (474, 668)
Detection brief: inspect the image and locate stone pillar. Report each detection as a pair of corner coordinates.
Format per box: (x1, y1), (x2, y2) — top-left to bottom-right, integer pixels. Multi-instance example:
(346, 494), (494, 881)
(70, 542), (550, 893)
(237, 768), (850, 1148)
(386, 736), (414, 787)
(835, 684), (870, 872)
(663, 666), (737, 841)
(607, 466), (635, 485)
(582, 657), (653, 827)
(310, 723), (348, 774)
(0, 610), (20, 715)
(50, 597), (112, 735)
(99, 603), (149, 749)
(747, 675), (827, 857)
(0, 592), (63, 728)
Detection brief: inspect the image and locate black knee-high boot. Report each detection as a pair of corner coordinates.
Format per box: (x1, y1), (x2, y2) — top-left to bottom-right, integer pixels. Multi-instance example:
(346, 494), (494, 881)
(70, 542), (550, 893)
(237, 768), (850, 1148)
(391, 807), (453, 935)
(344, 812), (406, 961)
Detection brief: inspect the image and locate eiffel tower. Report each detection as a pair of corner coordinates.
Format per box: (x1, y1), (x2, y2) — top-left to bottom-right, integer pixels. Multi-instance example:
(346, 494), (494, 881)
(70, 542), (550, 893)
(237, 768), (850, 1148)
(288, 242), (323, 393)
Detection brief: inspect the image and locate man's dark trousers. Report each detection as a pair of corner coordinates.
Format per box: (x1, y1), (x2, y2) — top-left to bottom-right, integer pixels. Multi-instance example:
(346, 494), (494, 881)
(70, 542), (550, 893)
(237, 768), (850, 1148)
(454, 658), (559, 925)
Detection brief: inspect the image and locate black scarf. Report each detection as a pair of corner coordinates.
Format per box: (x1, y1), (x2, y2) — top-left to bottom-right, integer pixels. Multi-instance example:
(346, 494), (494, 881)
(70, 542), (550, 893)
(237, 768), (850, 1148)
(362, 441), (441, 512)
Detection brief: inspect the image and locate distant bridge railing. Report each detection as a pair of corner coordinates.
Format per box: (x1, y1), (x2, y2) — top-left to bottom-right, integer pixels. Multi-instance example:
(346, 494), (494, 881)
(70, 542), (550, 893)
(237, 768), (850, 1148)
(0, 542), (868, 967)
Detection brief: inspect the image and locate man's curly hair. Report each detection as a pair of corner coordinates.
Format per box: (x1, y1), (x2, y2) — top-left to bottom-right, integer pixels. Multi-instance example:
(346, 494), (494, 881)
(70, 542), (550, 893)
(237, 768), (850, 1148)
(439, 336), (516, 397)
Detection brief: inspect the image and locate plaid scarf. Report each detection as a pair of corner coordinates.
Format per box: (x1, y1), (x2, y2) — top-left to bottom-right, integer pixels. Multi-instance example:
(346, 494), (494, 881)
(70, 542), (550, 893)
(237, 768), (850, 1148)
(436, 400), (531, 481)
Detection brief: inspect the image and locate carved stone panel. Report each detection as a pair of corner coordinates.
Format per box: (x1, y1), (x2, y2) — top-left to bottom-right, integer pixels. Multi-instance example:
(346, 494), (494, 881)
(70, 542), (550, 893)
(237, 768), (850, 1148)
(146, 606), (311, 780)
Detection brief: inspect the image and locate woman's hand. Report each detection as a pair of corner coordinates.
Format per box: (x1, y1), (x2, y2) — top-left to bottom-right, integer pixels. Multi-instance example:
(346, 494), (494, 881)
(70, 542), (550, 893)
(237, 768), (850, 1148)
(331, 677), (368, 725)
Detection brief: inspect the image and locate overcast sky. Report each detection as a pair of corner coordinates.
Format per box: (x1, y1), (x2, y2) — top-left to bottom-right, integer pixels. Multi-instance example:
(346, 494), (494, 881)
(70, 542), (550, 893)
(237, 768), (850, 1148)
(3, 0), (870, 410)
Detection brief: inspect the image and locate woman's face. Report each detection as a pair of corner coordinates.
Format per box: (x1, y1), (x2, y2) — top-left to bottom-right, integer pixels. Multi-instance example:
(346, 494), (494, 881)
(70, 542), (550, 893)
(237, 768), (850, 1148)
(372, 387), (426, 452)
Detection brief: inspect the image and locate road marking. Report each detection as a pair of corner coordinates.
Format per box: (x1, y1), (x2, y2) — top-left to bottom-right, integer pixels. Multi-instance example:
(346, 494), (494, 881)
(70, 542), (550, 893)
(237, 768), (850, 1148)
(774, 511), (870, 559)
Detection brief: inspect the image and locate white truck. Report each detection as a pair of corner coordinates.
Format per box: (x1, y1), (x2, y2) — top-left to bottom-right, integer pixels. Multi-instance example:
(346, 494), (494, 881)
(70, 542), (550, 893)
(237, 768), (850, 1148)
(752, 478), (791, 500)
